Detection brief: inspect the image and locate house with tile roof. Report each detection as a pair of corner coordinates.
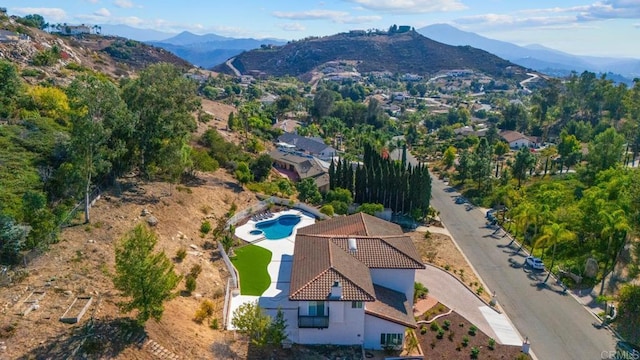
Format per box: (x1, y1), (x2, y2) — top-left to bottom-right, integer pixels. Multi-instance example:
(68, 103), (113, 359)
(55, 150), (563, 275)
(270, 148), (330, 192)
(500, 130), (540, 149)
(277, 133), (337, 161)
(288, 213), (425, 349)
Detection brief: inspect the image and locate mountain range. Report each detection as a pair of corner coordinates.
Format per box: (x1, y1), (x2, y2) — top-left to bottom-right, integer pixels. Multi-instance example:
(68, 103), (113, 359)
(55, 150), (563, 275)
(211, 30), (528, 82)
(417, 24), (640, 82)
(100, 23), (640, 80)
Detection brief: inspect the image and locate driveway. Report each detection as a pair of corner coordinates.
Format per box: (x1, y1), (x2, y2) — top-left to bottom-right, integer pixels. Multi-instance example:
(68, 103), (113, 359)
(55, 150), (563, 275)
(416, 265), (521, 346)
(429, 176), (618, 360)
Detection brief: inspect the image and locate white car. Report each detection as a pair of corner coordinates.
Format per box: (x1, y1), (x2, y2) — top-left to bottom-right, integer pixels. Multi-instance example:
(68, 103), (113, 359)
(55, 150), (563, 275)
(525, 256), (545, 270)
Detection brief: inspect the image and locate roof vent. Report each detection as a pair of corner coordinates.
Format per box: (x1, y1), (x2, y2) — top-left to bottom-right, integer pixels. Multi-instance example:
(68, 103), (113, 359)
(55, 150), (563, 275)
(348, 237), (357, 254)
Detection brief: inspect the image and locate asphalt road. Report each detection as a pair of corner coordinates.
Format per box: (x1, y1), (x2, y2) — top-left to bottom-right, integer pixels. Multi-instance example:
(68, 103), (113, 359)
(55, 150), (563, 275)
(429, 177), (618, 360)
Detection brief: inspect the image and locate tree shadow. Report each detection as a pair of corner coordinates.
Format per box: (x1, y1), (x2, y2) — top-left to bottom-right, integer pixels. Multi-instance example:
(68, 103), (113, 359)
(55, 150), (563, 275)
(211, 340), (242, 359)
(17, 317), (145, 360)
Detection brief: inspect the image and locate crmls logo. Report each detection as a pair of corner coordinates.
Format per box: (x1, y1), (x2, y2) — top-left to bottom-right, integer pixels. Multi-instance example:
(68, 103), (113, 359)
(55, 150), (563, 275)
(602, 349), (640, 360)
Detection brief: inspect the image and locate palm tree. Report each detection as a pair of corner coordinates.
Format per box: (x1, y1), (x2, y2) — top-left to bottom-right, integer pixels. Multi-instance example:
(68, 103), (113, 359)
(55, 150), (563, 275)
(598, 209), (630, 296)
(535, 223), (576, 283)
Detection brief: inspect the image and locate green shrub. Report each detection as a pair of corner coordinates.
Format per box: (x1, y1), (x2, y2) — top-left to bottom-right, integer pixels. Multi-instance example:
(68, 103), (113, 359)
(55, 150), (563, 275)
(200, 220), (212, 234)
(209, 318), (219, 329)
(488, 337), (496, 350)
(185, 274), (197, 294)
(430, 321), (440, 331)
(420, 326), (427, 335)
(436, 328), (445, 339)
(320, 204), (334, 216)
(175, 248), (187, 262)
(189, 264), (202, 278)
(21, 68), (42, 77)
(471, 346), (480, 359)
(448, 330), (455, 341)
(462, 335), (469, 347)
(443, 319), (451, 330)
(469, 324), (477, 336)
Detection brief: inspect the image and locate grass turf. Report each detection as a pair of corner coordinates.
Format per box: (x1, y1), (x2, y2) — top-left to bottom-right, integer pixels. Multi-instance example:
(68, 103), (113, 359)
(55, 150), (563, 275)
(230, 244), (272, 295)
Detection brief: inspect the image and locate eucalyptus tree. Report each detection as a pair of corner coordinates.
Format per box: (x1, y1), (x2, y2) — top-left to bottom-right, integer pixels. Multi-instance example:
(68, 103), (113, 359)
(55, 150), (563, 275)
(511, 147), (536, 188)
(67, 75), (131, 223)
(122, 63), (200, 179)
(557, 131), (581, 173)
(586, 127), (625, 174)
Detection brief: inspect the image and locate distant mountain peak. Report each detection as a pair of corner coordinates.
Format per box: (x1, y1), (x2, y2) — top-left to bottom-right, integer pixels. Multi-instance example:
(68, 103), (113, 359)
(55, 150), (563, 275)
(417, 24), (639, 81)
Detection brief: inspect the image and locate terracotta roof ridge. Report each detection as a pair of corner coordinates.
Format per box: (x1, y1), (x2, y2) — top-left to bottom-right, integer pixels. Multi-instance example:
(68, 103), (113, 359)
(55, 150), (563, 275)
(378, 237), (424, 268)
(329, 266), (376, 301)
(360, 212), (370, 235)
(289, 268), (333, 299)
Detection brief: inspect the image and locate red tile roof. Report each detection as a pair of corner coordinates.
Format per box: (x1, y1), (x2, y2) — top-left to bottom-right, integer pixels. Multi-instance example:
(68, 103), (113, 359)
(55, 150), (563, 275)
(289, 213), (425, 302)
(366, 285), (417, 328)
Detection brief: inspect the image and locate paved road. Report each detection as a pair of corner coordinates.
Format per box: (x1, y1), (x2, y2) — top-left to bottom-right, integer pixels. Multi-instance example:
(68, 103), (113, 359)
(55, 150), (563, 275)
(430, 177), (617, 360)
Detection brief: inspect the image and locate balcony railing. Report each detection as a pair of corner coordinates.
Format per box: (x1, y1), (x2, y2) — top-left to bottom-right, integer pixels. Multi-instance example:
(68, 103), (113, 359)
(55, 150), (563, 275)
(298, 307), (329, 328)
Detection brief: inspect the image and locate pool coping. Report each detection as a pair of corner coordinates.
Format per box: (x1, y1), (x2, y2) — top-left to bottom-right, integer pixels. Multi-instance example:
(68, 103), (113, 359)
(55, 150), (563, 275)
(228, 210), (316, 330)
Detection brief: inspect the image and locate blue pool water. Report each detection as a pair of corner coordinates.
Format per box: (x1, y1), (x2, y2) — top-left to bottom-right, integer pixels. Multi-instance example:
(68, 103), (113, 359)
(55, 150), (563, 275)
(255, 214), (301, 240)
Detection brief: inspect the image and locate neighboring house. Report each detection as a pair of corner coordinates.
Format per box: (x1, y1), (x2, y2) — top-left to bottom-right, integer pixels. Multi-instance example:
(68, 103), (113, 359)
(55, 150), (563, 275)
(65, 25), (91, 35)
(454, 125), (488, 138)
(272, 119), (301, 133)
(270, 148), (330, 192)
(289, 213), (425, 350)
(277, 133), (336, 161)
(500, 130), (538, 149)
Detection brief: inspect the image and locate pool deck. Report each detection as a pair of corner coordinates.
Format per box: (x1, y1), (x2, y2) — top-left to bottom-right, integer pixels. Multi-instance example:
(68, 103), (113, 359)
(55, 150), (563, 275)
(228, 209), (315, 330)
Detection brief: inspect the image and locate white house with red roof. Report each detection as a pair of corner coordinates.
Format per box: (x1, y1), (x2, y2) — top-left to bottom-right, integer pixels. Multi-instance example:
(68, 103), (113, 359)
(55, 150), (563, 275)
(288, 213), (425, 349)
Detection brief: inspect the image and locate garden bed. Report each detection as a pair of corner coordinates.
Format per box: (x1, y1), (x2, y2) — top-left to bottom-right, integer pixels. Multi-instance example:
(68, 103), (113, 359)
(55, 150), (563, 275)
(416, 309), (530, 360)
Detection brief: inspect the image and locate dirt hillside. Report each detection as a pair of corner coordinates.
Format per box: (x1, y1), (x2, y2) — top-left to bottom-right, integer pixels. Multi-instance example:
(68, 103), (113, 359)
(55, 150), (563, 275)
(1, 169), (258, 359)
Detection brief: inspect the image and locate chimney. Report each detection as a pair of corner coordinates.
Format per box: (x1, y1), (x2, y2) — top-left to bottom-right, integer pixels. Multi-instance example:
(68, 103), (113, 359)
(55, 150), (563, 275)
(330, 280), (342, 299)
(348, 237), (357, 254)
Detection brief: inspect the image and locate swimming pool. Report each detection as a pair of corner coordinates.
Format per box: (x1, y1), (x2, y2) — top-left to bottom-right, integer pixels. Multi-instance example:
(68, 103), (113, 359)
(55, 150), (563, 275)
(255, 214), (301, 240)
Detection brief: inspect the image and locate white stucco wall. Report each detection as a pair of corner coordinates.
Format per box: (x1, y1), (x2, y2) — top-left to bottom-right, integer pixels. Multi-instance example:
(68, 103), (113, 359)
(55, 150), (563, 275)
(370, 268), (415, 306)
(296, 301), (365, 345)
(509, 138), (530, 149)
(363, 314), (407, 350)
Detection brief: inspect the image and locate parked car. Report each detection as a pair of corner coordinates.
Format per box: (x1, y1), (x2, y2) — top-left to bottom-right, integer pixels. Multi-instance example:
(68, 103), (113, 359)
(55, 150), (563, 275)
(525, 256), (545, 270)
(455, 196), (466, 204)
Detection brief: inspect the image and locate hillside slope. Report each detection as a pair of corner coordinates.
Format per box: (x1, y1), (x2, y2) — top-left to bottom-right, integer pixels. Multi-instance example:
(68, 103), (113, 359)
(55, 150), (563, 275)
(212, 30), (529, 81)
(0, 16), (191, 82)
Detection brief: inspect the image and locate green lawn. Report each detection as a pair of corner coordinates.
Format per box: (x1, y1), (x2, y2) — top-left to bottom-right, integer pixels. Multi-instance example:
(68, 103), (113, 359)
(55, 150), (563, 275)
(230, 244), (272, 295)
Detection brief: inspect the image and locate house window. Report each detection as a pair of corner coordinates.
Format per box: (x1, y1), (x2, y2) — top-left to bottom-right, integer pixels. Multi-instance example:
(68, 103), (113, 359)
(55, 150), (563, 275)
(380, 333), (403, 346)
(351, 301), (363, 309)
(308, 301), (325, 316)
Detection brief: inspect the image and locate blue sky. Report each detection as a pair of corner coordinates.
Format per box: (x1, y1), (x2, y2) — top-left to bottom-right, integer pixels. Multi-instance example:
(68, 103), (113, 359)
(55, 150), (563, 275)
(5, 0), (640, 58)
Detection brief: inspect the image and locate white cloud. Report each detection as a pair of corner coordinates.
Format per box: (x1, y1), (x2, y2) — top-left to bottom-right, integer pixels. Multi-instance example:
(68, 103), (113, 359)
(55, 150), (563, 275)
(454, 13), (576, 28)
(577, 0), (640, 21)
(337, 15), (382, 24)
(278, 22), (306, 32)
(635, 22), (640, 27)
(272, 9), (381, 24)
(11, 7), (66, 21)
(273, 9), (350, 21)
(113, 0), (134, 9)
(93, 8), (111, 17)
(343, 0), (466, 13)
